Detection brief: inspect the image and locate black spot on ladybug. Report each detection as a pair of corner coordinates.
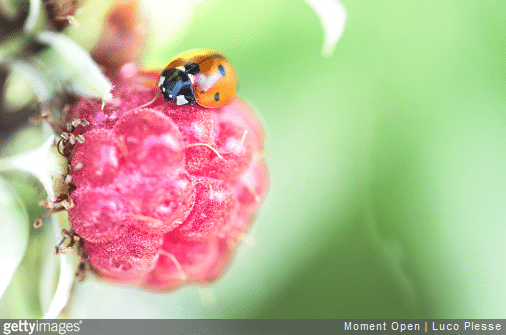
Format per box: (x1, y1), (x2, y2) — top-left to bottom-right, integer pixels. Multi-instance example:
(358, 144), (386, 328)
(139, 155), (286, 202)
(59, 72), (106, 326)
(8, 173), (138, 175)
(214, 92), (220, 101)
(218, 64), (226, 77)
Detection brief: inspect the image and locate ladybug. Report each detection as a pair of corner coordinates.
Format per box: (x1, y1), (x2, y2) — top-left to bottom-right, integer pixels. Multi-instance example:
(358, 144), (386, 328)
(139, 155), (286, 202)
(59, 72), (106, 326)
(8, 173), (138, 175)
(158, 50), (237, 108)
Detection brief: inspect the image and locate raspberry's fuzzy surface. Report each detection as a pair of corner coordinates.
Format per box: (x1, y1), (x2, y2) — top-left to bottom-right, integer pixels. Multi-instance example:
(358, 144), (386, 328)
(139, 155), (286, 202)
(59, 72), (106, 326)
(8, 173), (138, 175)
(67, 66), (268, 291)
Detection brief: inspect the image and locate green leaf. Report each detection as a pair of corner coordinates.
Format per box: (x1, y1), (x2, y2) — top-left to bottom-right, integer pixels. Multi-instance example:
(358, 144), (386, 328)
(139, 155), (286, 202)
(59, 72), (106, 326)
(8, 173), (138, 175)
(42, 212), (76, 319)
(0, 176), (29, 300)
(23, 0), (42, 33)
(7, 60), (56, 104)
(303, 0), (346, 57)
(36, 31), (113, 104)
(0, 136), (68, 202)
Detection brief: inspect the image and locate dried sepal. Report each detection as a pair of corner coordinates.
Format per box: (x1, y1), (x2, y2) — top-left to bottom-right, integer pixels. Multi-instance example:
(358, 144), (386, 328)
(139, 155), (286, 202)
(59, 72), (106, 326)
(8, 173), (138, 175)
(44, 0), (85, 31)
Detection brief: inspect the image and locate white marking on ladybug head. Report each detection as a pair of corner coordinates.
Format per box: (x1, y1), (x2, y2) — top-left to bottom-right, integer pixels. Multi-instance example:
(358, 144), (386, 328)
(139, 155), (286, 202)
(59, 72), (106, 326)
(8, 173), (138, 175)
(157, 75), (165, 87)
(176, 95), (188, 105)
(176, 66), (185, 72)
(188, 73), (195, 84)
(161, 86), (166, 92)
(168, 94), (173, 99)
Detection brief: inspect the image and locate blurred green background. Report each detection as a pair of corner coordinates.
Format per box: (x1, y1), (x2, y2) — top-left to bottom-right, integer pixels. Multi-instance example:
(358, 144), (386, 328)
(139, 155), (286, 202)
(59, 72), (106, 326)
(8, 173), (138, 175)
(2, 0), (506, 318)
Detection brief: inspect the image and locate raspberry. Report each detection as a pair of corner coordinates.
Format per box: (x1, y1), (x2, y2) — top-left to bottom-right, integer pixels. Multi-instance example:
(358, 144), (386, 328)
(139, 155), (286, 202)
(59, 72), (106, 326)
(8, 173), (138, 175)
(71, 129), (120, 187)
(113, 109), (185, 175)
(67, 67), (268, 291)
(69, 187), (130, 242)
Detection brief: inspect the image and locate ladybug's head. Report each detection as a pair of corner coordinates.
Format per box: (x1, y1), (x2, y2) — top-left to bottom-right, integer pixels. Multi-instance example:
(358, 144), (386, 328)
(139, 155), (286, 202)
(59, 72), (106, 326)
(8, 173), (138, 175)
(158, 68), (195, 105)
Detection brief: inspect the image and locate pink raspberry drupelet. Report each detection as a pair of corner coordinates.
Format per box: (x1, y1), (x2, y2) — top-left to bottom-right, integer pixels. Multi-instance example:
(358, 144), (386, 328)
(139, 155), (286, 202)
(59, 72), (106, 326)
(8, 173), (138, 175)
(67, 65), (268, 291)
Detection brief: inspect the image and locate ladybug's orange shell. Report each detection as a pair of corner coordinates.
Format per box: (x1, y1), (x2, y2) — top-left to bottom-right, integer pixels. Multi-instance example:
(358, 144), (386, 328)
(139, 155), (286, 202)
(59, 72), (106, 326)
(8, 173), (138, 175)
(164, 50), (237, 108)
(164, 49), (209, 69)
(193, 54), (236, 108)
